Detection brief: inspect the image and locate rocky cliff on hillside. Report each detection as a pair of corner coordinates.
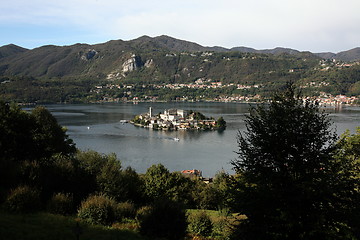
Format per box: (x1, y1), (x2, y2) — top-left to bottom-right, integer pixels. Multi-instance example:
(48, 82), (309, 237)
(81, 49), (98, 61)
(122, 54), (143, 74)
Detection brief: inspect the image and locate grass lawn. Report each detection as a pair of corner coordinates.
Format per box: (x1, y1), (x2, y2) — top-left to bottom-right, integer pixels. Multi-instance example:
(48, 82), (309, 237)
(0, 211), (145, 240)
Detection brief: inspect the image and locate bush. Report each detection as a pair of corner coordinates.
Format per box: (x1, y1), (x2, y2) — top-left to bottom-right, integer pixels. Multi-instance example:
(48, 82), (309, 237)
(114, 201), (136, 221)
(187, 211), (213, 237)
(4, 185), (41, 213)
(135, 205), (152, 222)
(212, 216), (232, 239)
(77, 194), (117, 225)
(138, 199), (187, 240)
(47, 193), (74, 215)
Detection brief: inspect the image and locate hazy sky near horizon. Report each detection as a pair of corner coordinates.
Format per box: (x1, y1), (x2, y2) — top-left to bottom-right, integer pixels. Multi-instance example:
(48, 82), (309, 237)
(1, 0), (359, 53)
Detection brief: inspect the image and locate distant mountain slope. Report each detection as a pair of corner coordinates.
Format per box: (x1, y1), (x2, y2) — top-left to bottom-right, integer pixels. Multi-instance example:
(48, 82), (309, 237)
(0, 35), (321, 81)
(334, 48), (360, 62)
(0, 44), (28, 58)
(151, 35), (210, 52)
(131, 36), (360, 61)
(314, 52), (336, 59)
(315, 48), (360, 62)
(230, 46), (258, 53)
(128, 35), (228, 52)
(133, 36), (312, 55)
(231, 46), (302, 55)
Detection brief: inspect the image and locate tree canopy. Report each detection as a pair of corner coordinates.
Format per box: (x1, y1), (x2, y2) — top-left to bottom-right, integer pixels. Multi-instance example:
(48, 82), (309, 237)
(231, 85), (360, 239)
(0, 102), (75, 163)
(0, 102), (77, 194)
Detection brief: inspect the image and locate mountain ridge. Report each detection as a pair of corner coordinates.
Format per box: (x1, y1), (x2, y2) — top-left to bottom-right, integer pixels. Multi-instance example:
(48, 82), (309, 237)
(1, 35), (359, 61)
(0, 44), (29, 58)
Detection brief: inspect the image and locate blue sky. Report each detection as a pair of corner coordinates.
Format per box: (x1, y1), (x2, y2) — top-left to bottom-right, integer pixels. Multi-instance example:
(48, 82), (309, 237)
(1, 0), (359, 53)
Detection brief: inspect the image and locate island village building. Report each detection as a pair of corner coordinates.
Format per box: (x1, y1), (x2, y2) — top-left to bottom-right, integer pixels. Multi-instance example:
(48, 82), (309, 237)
(134, 107), (217, 130)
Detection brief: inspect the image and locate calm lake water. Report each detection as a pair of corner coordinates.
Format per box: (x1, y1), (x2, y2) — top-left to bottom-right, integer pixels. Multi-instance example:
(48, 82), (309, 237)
(43, 102), (360, 177)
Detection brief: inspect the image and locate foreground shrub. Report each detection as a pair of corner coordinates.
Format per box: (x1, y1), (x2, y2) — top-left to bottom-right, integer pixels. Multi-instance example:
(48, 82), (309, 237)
(138, 199), (187, 240)
(47, 192), (74, 215)
(135, 205), (152, 221)
(4, 185), (41, 213)
(114, 201), (136, 220)
(187, 211), (213, 237)
(112, 220), (139, 231)
(212, 216), (232, 239)
(77, 194), (116, 225)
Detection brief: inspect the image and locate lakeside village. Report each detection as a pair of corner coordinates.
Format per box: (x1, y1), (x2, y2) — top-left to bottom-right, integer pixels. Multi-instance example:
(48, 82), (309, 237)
(93, 80), (359, 106)
(130, 107), (226, 132)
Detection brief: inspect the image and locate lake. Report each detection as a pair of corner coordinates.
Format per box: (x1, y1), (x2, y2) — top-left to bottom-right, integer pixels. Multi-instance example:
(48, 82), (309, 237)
(43, 102), (360, 177)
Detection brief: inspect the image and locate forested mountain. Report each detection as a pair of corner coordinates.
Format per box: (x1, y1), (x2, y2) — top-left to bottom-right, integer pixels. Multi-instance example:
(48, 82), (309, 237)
(1, 35), (359, 79)
(0, 35), (360, 103)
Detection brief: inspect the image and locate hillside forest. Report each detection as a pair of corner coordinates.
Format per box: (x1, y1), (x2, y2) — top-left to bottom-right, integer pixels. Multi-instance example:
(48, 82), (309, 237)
(1, 36), (360, 103)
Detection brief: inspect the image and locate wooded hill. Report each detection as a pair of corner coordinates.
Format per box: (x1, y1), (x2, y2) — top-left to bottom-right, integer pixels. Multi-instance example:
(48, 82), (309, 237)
(1, 35), (360, 103)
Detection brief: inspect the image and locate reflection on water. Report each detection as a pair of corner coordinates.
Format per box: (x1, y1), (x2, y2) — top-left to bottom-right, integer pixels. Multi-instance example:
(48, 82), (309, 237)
(39, 102), (360, 177)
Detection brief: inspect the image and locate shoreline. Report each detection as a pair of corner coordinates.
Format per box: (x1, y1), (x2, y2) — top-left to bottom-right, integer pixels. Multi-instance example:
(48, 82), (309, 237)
(16, 100), (360, 109)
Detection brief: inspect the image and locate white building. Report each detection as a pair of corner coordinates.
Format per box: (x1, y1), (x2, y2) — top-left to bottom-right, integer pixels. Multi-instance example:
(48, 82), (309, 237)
(160, 109), (188, 121)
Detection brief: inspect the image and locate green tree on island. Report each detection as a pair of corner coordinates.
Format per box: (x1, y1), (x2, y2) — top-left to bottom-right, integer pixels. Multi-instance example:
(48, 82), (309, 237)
(231, 85), (360, 239)
(216, 116), (226, 130)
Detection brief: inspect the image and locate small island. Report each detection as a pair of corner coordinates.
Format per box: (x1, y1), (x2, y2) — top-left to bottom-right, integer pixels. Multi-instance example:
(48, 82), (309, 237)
(131, 107), (226, 131)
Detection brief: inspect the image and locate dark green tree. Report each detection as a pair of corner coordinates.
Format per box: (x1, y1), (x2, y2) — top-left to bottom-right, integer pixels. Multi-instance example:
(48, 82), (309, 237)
(332, 128), (360, 238)
(143, 164), (173, 201)
(192, 180), (219, 210)
(76, 150), (144, 203)
(30, 106), (76, 159)
(216, 116), (227, 130)
(192, 171), (233, 210)
(0, 103), (75, 163)
(189, 110), (206, 120)
(211, 170), (233, 209)
(0, 102), (76, 197)
(0, 102), (36, 164)
(231, 85), (358, 239)
(0, 102), (28, 193)
(143, 164), (196, 206)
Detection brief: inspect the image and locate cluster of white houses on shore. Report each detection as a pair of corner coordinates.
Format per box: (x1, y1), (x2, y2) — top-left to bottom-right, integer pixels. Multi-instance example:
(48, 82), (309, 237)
(131, 107), (225, 131)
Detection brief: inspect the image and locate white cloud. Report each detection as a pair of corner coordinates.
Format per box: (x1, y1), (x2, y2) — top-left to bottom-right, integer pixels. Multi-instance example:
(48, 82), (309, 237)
(1, 0), (360, 52)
